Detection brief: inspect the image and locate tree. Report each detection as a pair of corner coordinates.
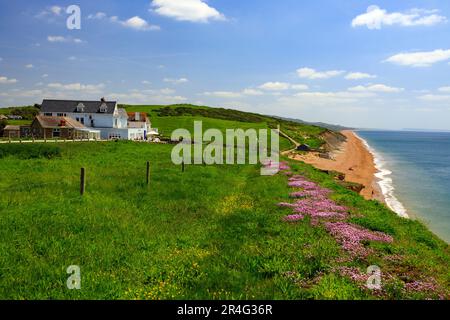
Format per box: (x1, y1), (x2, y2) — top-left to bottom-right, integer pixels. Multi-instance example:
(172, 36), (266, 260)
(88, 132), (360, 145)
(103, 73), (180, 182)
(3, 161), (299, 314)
(0, 119), (7, 136)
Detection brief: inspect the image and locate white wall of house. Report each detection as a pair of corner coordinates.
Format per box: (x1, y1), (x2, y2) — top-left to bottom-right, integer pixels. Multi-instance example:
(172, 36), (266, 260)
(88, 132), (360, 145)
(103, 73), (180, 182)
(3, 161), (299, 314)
(114, 115), (128, 129)
(99, 128), (146, 140)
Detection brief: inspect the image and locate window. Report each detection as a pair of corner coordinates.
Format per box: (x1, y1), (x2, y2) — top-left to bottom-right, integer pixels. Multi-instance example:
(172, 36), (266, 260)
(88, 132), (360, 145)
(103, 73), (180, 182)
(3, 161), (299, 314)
(57, 113), (66, 117)
(52, 129), (61, 138)
(109, 133), (121, 140)
(99, 103), (108, 113)
(76, 103), (85, 112)
(44, 113), (52, 116)
(76, 117), (85, 125)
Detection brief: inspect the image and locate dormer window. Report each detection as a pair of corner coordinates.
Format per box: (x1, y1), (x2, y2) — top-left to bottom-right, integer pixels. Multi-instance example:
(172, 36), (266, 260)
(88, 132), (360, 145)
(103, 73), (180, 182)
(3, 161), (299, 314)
(99, 103), (108, 113)
(76, 103), (85, 113)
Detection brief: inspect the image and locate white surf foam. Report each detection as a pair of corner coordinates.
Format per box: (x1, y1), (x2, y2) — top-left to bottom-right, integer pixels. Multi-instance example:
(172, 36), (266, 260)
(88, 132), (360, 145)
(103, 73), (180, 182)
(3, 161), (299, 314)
(354, 132), (409, 219)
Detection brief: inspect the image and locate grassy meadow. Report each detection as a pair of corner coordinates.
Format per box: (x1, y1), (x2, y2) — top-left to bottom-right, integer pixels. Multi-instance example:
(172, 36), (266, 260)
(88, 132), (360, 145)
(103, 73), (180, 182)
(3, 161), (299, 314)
(0, 105), (448, 300)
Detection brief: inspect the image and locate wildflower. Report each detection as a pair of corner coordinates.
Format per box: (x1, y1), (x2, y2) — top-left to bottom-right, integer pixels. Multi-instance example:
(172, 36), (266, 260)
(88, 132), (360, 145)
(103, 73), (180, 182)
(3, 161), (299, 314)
(283, 214), (304, 222)
(325, 222), (393, 257)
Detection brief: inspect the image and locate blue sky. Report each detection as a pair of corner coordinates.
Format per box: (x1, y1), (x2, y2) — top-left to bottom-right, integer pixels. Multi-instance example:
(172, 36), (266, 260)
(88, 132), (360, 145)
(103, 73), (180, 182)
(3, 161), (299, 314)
(1, 0), (450, 129)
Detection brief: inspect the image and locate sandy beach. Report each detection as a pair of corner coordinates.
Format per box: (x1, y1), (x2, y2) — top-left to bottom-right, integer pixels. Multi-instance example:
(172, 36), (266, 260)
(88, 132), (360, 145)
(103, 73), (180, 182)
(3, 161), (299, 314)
(291, 130), (383, 201)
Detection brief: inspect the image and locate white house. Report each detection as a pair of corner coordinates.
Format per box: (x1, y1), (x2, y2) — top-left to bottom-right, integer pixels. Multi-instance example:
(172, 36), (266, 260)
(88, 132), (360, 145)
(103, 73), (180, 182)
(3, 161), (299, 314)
(39, 98), (154, 140)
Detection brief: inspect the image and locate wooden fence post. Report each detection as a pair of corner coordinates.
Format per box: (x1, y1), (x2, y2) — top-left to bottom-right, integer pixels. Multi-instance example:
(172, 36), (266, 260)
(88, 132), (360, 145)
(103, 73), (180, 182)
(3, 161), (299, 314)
(146, 161), (150, 185)
(182, 160), (185, 173)
(80, 168), (86, 196)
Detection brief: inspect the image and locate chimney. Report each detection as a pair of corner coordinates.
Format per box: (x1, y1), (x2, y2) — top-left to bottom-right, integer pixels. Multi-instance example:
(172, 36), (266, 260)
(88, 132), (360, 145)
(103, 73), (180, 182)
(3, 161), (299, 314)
(135, 112), (140, 121)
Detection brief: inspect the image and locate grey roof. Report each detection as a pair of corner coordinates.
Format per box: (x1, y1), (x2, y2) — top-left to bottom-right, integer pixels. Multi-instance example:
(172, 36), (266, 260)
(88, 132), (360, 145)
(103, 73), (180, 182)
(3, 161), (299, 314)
(40, 99), (117, 114)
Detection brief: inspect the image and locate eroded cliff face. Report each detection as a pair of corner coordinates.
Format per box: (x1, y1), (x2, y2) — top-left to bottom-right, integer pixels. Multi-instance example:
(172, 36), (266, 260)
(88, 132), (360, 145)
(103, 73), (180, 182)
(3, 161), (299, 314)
(319, 130), (347, 152)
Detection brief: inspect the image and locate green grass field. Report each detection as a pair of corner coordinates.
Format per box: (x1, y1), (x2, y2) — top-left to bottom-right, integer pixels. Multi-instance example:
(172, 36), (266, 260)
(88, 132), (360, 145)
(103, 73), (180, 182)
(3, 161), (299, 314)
(0, 105), (448, 300)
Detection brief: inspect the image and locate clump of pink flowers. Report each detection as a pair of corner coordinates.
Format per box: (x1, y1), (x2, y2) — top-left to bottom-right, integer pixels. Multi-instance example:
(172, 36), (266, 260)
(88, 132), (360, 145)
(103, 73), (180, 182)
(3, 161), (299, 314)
(279, 162), (291, 171)
(325, 222), (393, 257)
(279, 175), (349, 221)
(262, 160), (291, 172)
(283, 214), (304, 222)
(290, 189), (331, 199)
(405, 280), (440, 293)
(336, 266), (371, 284)
(279, 172), (395, 258)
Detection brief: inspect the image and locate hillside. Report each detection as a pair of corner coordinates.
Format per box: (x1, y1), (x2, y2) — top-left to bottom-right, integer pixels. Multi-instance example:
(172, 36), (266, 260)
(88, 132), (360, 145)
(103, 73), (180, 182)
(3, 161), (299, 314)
(122, 104), (331, 150)
(0, 104), (448, 300)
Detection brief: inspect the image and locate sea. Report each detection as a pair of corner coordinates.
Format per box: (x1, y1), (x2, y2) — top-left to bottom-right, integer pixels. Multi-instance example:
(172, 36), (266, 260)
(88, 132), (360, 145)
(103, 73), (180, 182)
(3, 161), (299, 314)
(356, 130), (450, 244)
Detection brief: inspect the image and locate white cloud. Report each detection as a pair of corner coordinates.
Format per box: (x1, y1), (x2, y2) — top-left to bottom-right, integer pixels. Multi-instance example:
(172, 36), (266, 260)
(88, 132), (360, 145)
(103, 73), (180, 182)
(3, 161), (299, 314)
(418, 94), (450, 102)
(47, 36), (66, 42)
(108, 91), (187, 104)
(164, 77), (189, 84)
(202, 84), (309, 99)
(142, 80), (151, 85)
(348, 84), (404, 93)
(257, 82), (309, 91)
(259, 82), (291, 91)
(151, 0), (225, 23)
(42, 74), (49, 78)
(47, 36), (84, 44)
(278, 91), (376, 107)
(352, 5), (447, 30)
(242, 88), (264, 96)
(25, 64), (34, 69)
(1, 89), (43, 98)
(159, 88), (175, 95)
(120, 16), (160, 31)
(385, 49), (450, 67)
(345, 72), (377, 80)
(88, 13), (160, 31)
(203, 91), (242, 99)
(0, 76), (18, 84)
(438, 86), (450, 93)
(204, 88), (269, 98)
(297, 67), (344, 79)
(291, 84), (309, 91)
(87, 12), (107, 20)
(36, 6), (64, 19)
(47, 82), (105, 94)
(0, 57), (3, 62)
(50, 6), (63, 16)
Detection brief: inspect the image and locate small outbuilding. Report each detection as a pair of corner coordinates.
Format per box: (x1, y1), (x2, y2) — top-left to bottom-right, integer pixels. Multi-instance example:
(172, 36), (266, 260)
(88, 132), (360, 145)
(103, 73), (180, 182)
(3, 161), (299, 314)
(31, 115), (101, 140)
(2, 125), (20, 138)
(296, 144), (311, 152)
